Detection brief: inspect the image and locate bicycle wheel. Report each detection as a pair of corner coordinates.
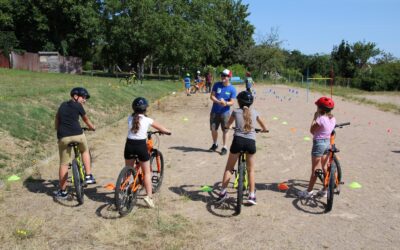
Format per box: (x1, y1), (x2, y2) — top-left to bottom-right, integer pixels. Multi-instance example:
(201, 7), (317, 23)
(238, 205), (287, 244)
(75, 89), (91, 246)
(150, 150), (164, 193)
(115, 166), (137, 216)
(72, 159), (84, 205)
(235, 160), (245, 214)
(325, 163), (337, 212)
(190, 85), (197, 94)
(333, 155), (342, 186)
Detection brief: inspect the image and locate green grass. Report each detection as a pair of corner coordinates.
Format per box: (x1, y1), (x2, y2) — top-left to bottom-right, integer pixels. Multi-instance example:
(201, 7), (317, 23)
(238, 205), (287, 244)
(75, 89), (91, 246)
(0, 68), (181, 178)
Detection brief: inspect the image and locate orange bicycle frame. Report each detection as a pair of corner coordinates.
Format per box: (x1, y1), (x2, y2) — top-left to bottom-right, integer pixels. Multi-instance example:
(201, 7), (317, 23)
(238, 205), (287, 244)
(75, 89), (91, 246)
(324, 131), (338, 186)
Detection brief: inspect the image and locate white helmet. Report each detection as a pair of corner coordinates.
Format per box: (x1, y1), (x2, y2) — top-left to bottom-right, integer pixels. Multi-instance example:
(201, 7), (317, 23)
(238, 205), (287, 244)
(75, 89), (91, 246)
(197, 70), (200, 74)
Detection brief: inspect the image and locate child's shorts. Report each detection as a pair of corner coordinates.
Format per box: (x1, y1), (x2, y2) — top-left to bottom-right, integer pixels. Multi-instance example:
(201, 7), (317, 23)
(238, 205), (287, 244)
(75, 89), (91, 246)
(311, 138), (330, 157)
(230, 136), (256, 154)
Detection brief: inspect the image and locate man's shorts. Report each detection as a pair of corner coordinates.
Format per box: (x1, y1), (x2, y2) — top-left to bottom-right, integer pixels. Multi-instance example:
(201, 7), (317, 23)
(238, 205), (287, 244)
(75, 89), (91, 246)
(58, 134), (88, 166)
(210, 112), (230, 131)
(311, 138), (330, 157)
(185, 84), (191, 89)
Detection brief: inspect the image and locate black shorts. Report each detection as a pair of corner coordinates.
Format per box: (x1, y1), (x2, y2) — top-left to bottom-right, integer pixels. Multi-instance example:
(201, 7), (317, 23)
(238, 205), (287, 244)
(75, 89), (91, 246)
(230, 136), (256, 154)
(124, 139), (150, 161)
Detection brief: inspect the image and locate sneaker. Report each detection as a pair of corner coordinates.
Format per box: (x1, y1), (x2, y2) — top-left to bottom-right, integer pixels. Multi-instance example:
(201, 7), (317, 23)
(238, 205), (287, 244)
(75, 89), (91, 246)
(85, 174), (96, 184)
(247, 196), (257, 205)
(143, 196), (155, 208)
(297, 190), (313, 199)
(215, 192), (228, 204)
(54, 189), (68, 200)
(220, 147), (228, 156)
(209, 143), (218, 152)
(317, 189), (327, 198)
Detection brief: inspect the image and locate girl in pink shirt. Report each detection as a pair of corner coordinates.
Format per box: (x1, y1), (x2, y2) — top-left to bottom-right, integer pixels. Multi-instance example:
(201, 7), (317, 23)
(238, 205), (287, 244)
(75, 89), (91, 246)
(298, 97), (336, 198)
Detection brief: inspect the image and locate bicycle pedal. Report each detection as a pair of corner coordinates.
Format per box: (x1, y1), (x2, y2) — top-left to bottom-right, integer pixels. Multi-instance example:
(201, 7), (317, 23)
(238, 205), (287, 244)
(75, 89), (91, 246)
(340, 181), (344, 185)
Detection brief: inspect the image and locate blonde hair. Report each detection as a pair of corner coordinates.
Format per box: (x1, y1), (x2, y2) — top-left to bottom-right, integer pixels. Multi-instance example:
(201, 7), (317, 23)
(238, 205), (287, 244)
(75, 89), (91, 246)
(242, 106), (252, 133)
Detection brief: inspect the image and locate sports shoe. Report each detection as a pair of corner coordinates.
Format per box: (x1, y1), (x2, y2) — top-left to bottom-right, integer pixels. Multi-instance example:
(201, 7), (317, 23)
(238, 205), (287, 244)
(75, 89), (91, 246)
(143, 196), (155, 208)
(85, 174), (96, 184)
(54, 189), (68, 200)
(220, 147), (228, 156)
(297, 190), (313, 199)
(209, 143), (218, 152)
(317, 189), (327, 198)
(247, 196), (257, 205)
(215, 191), (228, 204)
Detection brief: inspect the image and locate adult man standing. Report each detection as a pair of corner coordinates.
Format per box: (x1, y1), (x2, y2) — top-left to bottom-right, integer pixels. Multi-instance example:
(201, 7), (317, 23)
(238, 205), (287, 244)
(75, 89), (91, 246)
(209, 69), (237, 155)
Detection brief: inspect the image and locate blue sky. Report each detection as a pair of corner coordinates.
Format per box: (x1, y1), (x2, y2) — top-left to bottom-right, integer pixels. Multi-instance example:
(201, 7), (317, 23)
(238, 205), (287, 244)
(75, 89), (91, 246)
(241, 0), (400, 57)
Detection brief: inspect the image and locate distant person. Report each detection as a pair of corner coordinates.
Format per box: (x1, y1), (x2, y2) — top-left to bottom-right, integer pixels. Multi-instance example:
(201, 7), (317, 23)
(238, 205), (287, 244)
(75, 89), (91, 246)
(54, 87), (96, 199)
(124, 97), (171, 208)
(209, 69), (237, 155)
(245, 71), (255, 93)
(298, 97), (336, 198)
(205, 71), (213, 93)
(184, 73), (191, 96)
(216, 91), (268, 205)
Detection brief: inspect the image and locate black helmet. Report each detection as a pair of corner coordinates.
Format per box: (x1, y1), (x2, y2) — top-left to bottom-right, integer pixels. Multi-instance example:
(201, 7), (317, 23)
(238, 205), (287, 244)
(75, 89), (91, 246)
(132, 97), (148, 112)
(70, 87), (90, 99)
(237, 91), (254, 107)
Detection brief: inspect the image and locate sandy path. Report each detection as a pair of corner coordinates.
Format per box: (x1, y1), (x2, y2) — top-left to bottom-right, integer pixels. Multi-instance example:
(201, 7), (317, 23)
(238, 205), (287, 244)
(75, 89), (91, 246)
(1, 84), (399, 249)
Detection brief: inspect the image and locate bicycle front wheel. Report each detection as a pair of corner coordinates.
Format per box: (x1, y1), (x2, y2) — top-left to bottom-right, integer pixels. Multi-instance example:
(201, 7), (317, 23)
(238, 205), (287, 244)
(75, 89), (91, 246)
(115, 166), (137, 216)
(72, 159), (84, 205)
(150, 150), (164, 193)
(325, 163), (337, 213)
(235, 161), (245, 215)
(333, 155), (342, 187)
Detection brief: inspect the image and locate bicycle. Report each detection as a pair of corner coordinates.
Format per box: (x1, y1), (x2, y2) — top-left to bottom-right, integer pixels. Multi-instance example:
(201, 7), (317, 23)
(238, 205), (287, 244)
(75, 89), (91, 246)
(67, 128), (93, 205)
(119, 72), (138, 85)
(314, 122), (350, 213)
(114, 131), (171, 216)
(189, 80), (206, 94)
(230, 128), (268, 214)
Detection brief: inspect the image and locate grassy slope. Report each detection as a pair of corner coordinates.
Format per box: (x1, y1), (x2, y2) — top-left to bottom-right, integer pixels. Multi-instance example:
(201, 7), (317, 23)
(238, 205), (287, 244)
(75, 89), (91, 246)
(0, 68), (180, 178)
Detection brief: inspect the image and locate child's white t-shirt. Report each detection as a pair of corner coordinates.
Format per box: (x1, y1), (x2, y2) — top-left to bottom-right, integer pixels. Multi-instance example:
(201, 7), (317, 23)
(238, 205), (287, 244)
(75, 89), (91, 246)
(127, 114), (154, 140)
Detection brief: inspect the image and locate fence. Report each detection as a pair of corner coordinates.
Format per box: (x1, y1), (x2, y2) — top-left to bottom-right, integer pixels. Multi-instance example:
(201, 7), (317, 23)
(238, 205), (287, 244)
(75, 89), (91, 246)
(0, 51), (81, 74)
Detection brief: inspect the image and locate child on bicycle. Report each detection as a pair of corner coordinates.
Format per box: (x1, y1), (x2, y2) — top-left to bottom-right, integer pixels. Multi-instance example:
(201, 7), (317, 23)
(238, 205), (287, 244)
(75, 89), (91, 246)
(54, 87), (96, 199)
(124, 97), (171, 208)
(216, 91), (268, 205)
(298, 97), (336, 198)
(184, 73), (191, 96)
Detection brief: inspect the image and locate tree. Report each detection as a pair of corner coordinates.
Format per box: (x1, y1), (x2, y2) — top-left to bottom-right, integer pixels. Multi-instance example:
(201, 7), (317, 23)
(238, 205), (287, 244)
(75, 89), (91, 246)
(351, 41), (380, 69)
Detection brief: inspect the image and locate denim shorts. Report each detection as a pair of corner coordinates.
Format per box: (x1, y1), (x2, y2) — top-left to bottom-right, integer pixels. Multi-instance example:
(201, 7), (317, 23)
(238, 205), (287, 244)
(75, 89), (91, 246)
(311, 139), (330, 157)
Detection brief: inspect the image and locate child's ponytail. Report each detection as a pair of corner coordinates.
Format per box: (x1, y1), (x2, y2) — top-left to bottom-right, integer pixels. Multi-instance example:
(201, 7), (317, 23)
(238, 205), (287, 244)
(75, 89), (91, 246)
(131, 113), (141, 133)
(243, 106), (252, 133)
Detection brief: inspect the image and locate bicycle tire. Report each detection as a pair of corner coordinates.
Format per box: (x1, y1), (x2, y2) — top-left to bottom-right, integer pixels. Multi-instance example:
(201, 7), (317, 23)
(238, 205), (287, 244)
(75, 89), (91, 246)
(235, 159), (245, 214)
(189, 86), (197, 94)
(325, 163), (336, 212)
(150, 150), (164, 193)
(72, 159), (84, 205)
(333, 155), (342, 186)
(115, 166), (137, 216)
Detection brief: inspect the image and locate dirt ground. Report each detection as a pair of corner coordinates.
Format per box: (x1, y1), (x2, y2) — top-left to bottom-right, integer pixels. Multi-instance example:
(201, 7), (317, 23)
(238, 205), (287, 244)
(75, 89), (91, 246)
(1, 84), (399, 249)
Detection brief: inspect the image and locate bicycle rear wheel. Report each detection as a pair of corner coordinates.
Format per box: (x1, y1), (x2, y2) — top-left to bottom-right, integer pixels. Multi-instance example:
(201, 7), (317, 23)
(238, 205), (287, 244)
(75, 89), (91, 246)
(190, 85), (197, 94)
(325, 163), (337, 212)
(115, 166), (137, 216)
(150, 150), (164, 193)
(235, 160), (245, 215)
(72, 159), (84, 205)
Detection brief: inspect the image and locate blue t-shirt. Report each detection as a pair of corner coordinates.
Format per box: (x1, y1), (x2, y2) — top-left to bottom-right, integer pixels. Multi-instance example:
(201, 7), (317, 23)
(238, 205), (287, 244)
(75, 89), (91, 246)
(211, 82), (237, 114)
(184, 77), (191, 88)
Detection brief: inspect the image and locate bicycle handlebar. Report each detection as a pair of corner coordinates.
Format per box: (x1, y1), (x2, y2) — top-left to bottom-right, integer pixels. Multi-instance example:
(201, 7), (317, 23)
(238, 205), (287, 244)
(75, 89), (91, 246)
(335, 122), (350, 128)
(230, 127), (269, 133)
(82, 127), (95, 131)
(147, 131), (171, 136)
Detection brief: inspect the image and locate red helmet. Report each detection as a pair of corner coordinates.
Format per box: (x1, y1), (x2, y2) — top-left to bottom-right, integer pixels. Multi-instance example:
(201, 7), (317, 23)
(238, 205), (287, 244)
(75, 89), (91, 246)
(315, 97), (334, 111)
